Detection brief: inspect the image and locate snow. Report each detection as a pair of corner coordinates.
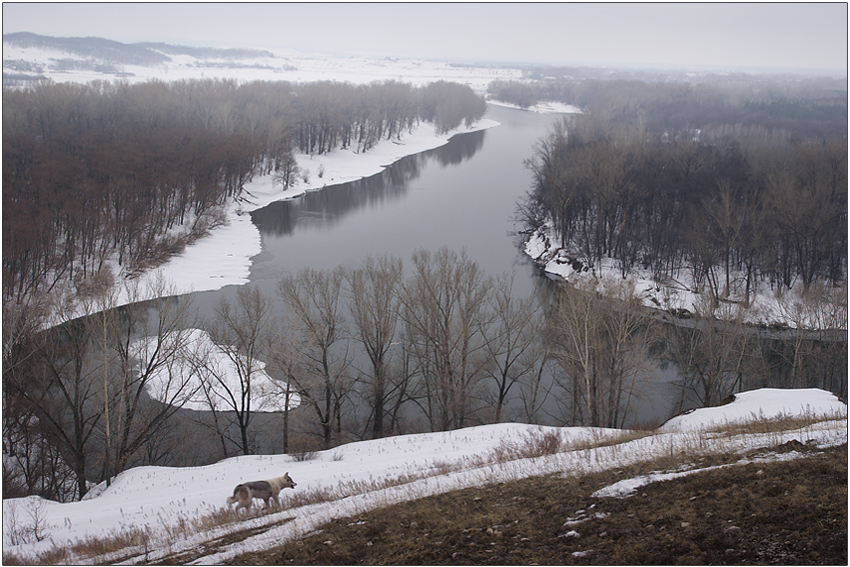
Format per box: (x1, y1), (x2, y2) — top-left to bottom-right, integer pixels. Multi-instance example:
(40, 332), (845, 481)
(3, 388), (845, 564)
(138, 328), (301, 413)
(592, 464), (733, 498)
(659, 388), (847, 432)
(488, 99), (583, 114)
(3, 44), (522, 92)
(589, 450), (813, 500)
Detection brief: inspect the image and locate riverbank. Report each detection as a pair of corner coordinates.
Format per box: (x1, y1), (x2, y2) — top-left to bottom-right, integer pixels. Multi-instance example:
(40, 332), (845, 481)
(524, 221), (847, 330)
(115, 117), (499, 306)
(487, 99), (582, 114)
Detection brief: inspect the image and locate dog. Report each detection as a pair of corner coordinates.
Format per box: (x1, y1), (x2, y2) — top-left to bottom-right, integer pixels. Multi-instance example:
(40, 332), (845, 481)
(226, 473), (297, 513)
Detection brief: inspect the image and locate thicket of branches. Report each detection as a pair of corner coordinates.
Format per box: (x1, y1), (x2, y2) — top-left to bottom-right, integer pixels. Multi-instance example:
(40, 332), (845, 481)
(3, 78), (486, 302)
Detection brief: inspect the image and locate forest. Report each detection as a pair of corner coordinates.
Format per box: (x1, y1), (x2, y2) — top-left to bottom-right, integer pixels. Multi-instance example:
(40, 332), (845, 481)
(2, 78), (486, 301)
(503, 75), (847, 305)
(490, 72), (847, 138)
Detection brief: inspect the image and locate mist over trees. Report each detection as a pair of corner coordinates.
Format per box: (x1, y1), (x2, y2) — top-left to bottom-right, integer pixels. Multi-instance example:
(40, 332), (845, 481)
(489, 73), (847, 139)
(3, 78), (486, 302)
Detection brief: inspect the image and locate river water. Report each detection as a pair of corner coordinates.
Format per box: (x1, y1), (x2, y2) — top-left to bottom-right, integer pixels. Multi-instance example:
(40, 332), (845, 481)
(186, 103), (682, 428)
(248, 103), (551, 295)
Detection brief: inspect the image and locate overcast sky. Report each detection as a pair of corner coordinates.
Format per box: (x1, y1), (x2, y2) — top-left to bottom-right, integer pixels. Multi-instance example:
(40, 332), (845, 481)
(3, 2), (847, 73)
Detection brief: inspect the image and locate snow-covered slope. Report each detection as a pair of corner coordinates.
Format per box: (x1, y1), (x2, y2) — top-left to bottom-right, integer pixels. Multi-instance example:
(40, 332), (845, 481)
(3, 40), (521, 92)
(660, 388), (847, 432)
(3, 388), (845, 564)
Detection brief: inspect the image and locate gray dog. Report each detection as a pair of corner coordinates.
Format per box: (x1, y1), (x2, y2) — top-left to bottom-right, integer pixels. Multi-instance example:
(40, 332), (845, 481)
(226, 473), (297, 513)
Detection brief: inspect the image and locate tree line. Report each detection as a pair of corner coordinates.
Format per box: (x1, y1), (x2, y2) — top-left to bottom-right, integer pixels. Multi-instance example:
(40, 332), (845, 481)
(489, 75), (847, 139)
(3, 78), (486, 302)
(5, 249), (845, 502)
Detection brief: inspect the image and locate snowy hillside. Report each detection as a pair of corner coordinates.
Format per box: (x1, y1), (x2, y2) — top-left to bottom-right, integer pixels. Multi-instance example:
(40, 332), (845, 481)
(3, 388), (845, 564)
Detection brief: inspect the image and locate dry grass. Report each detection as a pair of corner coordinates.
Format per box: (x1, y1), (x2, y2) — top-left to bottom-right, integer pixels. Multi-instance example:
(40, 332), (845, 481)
(227, 444), (847, 565)
(701, 408), (847, 438)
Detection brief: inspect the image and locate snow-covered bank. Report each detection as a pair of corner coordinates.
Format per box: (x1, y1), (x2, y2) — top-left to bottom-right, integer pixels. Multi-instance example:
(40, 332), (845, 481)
(117, 117), (499, 306)
(3, 388), (845, 564)
(139, 328), (300, 413)
(524, 221), (848, 330)
(487, 98), (583, 114)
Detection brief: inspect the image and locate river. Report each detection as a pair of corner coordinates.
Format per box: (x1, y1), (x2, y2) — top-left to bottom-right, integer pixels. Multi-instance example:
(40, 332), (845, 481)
(184, 103), (682, 430)
(242, 104), (549, 296)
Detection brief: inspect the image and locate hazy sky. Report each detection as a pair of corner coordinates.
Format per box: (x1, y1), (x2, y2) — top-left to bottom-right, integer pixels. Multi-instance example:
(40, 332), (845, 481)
(3, 2), (847, 72)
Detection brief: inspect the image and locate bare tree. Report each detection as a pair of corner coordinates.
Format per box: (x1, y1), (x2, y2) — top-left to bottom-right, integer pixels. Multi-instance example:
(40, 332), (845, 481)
(346, 255), (404, 438)
(204, 286), (272, 455)
(263, 312), (304, 454)
(3, 291), (78, 501)
(773, 280), (848, 395)
(107, 277), (201, 477)
(399, 248), (492, 431)
(7, 293), (101, 500)
(278, 267), (351, 448)
(549, 277), (661, 428)
(481, 274), (544, 423)
(669, 292), (750, 409)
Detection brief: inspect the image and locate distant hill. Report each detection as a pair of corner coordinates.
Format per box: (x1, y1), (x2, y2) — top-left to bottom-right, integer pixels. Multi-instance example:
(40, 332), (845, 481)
(3, 32), (275, 67)
(135, 42), (274, 60)
(3, 32), (171, 66)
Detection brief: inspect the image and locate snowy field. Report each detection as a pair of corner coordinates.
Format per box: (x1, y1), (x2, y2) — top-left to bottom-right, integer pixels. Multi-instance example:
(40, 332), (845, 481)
(2, 44), (522, 92)
(3, 387), (845, 564)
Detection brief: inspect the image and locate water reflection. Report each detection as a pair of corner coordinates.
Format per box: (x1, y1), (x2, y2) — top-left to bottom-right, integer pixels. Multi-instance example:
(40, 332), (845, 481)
(251, 129), (486, 237)
(433, 128), (486, 166)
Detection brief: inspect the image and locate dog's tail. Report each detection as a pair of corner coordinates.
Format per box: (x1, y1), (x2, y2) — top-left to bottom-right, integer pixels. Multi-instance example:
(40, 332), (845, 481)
(226, 485), (243, 507)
